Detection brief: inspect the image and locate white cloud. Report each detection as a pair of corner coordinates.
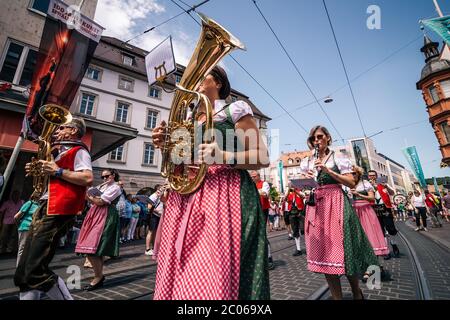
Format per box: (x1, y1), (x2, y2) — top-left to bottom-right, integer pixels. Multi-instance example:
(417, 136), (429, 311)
(95, 0), (165, 39)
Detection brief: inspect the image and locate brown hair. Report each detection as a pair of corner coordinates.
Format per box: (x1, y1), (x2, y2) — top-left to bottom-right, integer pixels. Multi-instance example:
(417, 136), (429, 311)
(307, 126), (332, 150)
(209, 66), (231, 99)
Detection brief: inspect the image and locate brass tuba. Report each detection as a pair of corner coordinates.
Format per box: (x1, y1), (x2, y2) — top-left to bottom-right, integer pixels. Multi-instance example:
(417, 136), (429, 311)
(160, 13), (245, 194)
(28, 104), (72, 198)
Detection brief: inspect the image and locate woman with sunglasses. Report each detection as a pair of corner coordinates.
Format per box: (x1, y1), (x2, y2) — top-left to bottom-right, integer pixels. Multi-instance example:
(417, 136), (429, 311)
(300, 126), (377, 300)
(75, 169), (122, 291)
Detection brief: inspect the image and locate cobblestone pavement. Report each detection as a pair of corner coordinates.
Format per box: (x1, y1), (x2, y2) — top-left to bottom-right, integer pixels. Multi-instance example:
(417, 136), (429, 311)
(0, 222), (449, 300)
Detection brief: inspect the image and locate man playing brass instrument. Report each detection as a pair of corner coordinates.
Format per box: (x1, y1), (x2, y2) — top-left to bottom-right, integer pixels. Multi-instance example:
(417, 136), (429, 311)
(14, 117), (93, 300)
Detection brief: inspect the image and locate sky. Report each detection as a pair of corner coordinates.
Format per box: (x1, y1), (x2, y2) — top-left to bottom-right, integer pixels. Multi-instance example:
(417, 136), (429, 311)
(94, 0), (450, 179)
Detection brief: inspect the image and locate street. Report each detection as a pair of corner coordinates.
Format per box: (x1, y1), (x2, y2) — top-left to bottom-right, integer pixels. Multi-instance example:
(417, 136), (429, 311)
(1, 219), (449, 300)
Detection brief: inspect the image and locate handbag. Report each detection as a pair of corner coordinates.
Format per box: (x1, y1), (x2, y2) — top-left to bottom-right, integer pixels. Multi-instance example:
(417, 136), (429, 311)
(306, 191), (316, 206)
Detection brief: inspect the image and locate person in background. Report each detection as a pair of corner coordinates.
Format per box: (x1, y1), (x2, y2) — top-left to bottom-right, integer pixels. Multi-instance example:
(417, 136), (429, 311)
(424, 190), (443, 228)
(350, 166), (391, 282)
(368, 170), (400, 259)
(14, 194), (40, 266)
(442, 191), (450, 222)
(411, 190), (428, 231)
(285, 187), (305, 256)
(268, 200), (277, 232)
(251, 170), (275, 271)
(75, 169), (121, 291)
(145, 186), (167, 256)
(135, 198), (148, 240)
(0, 190), (23, 254)
(120, 194), (132, 243)
(127, 196), (141, 241)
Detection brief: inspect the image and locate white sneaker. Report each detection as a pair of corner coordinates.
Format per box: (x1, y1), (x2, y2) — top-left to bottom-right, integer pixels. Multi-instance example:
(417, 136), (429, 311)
(423, 227), (428, 232)
(415, 228), (420, 231)
(145, 249), (154, 256)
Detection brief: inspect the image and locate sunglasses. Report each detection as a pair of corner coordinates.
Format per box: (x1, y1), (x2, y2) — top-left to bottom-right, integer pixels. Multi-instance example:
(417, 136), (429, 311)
(101, 174), (112, 179)
(310, 134), (325, 142)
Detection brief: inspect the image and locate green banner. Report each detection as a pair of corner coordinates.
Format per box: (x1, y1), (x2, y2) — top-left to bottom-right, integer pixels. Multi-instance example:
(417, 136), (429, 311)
(402, 146), (427, 188)
(422, 16), (450, 46)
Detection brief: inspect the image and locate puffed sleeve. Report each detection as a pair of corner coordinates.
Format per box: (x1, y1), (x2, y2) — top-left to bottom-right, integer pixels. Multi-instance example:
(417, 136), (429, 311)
(101, 184), (122, 204)
(335, 155), (353, 174)
(229, 100), (254, 124)
(364, 180), (375, 192)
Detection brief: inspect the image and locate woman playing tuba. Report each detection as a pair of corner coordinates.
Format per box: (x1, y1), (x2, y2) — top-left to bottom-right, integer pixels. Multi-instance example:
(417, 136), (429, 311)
(151, 15), (270, 300)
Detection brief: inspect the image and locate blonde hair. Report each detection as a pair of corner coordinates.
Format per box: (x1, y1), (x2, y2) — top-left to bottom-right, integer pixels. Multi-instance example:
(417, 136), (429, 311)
(353, 166), (364, 183)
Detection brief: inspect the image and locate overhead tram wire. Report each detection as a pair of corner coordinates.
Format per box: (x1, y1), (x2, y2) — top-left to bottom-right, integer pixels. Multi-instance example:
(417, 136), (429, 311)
(322, 0), (366, 137)
(271, 34), (422, 120)
(171, 0), (309, 134)
(94, 0), (211, 60)
(251, 0), (344, 142)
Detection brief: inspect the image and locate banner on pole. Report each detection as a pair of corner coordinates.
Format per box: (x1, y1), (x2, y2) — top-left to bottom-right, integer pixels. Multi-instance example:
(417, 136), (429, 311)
(278, 160), (284, 194)
(402, 146), (427, 188)
(24, 0), (103, 140)
(422, 16), (450, 46)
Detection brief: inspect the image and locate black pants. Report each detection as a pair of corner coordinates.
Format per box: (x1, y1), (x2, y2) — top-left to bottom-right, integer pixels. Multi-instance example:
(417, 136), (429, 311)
(375, 207), (398, 236)
(415, 207), (428, 228)
(14, 202), (75, 292)
(289, 214), (304, 238)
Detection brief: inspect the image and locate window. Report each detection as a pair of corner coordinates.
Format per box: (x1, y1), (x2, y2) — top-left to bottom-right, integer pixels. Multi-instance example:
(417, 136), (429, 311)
(29, 0), (50, 14)
(288, 158), (293, 165)
(288, 168), (293, 175)
(146, 110), (158, 129)
(441, 121), (450, 143)
(441, 79), (450, 98)
(0, 41), (37, 86)
(143, 143), (155, 165)
(79, 93), (96, 116)
(110, 146), (125, 162)
(118, 76), (134, 91)
(86, 66), (101, 81)
(296, 158), (300, 164)
(148, 86), (161, 99)
(122, 54), (134, 66)
(115, 102), (129, 123)
(429, 84), (440, 103)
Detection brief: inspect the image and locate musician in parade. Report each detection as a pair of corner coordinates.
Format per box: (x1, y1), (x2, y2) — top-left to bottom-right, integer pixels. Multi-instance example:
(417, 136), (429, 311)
(284, 185), (305, 256)
(367, 170), (401, 259)
(14, 118), (93, 300)
(250, 170), (275, 270)
(300, 126), (377, 300)
(348, 166), (391, 282)
(75, 169), (122, 291)
(151, 66), (270, 300)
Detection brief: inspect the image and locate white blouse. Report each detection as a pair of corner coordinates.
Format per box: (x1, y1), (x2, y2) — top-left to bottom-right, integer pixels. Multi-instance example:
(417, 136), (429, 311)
(98, 182), (122, 205)
(213, 99), (254, 124)
(299, 152), (353, 176)
(355, 180), (375, 193)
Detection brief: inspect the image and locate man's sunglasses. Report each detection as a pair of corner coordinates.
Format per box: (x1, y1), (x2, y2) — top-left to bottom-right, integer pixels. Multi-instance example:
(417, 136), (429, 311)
(101, 174), (112, 179)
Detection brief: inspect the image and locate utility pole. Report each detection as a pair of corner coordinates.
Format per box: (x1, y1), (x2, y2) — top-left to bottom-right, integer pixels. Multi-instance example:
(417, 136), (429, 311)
(433, 0), (444, 17)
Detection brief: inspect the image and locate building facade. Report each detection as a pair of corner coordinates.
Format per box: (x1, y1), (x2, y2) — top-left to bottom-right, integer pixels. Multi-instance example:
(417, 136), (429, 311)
(416, 36), (450, 166)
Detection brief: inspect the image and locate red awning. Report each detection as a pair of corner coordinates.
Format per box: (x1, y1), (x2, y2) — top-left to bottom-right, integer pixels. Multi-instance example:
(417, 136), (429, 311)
(0, 110), (92, 152)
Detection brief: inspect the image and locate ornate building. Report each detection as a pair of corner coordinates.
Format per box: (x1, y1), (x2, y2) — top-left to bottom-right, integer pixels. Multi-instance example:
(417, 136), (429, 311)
(416, 36), (450, 166)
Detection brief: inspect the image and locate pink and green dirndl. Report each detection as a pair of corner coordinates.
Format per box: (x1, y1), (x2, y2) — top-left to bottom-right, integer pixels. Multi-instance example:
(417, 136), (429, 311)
(153, 119), (270, 300)
(305, 167), (378, 275)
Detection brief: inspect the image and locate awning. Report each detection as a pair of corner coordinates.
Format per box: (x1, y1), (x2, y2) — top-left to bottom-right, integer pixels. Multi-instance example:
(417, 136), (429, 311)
(0, 93), (138, 160)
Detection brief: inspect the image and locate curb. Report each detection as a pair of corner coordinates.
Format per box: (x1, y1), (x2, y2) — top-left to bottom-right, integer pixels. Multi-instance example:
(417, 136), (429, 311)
(404, 220), (450, 251)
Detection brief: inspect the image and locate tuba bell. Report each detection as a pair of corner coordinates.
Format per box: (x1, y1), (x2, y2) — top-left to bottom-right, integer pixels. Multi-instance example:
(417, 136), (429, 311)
(27, 104), (72, 198)
(160, 13), (245, 194)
